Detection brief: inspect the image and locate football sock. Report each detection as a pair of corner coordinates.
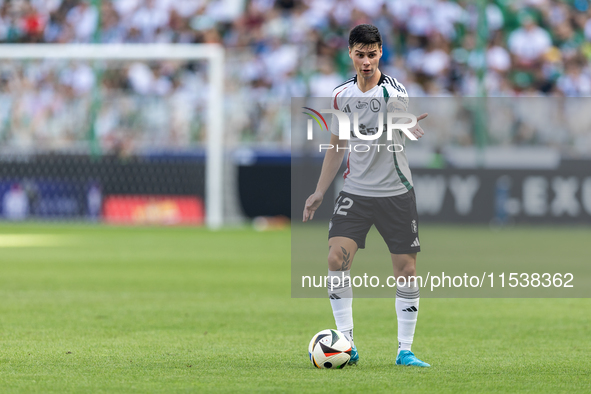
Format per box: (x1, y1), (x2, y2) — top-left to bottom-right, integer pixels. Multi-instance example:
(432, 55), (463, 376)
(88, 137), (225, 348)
(395, 280), (420, 354)
(328, 270), (354, 346)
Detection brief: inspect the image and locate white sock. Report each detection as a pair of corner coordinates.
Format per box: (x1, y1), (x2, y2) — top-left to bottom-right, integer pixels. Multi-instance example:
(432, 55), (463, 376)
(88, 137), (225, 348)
(395, 280), (420, 354)
(327, 270), (354, 346)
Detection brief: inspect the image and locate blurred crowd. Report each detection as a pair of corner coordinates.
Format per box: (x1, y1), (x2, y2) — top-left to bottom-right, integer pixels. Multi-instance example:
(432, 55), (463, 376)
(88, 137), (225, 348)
(0, 0), (591, 153)
(0, 59), (209, 152)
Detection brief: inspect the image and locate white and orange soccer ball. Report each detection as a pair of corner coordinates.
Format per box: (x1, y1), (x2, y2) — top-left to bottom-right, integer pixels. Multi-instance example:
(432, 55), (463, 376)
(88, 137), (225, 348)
(308, 329), (352, 369)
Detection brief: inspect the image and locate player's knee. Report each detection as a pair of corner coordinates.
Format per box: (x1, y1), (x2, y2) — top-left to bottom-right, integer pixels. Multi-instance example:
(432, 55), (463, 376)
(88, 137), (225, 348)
(398, 265), (417, 279)
(327, 251), (342, 270)
(393, 255), (417, 278)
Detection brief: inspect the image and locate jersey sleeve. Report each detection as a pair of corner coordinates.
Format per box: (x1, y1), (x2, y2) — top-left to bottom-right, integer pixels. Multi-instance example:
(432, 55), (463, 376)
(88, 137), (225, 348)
(386, 83), (409, 113)
(330, 88), (340, 136)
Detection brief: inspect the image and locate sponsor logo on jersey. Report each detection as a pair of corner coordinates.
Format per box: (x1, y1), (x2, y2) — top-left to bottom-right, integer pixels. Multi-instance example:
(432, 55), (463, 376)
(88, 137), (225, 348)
(343, 104), (351, 113)
(356, 101), (368, 109)
(357, 123), (380, 136)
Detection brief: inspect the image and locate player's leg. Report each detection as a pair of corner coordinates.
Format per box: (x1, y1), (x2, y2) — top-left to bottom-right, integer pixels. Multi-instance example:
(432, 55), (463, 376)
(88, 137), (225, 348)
(327, 192), (373, 365)
(391, 252), (428, 363)
(374, 189), (429, 367)
(327, 236), (358, 346)
(392, 253), (419, 354)
(328, 236), (358, 272)
(327, 237), (360, 365)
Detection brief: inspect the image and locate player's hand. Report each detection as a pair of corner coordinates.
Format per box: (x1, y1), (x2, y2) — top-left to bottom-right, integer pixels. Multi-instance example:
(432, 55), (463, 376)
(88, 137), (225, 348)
(410, 112), (428, 139)
(303, 191), (323, 222)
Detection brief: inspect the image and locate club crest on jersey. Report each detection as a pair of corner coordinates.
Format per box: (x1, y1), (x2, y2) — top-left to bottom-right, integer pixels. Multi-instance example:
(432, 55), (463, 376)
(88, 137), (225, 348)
(370, 98), (381, 112)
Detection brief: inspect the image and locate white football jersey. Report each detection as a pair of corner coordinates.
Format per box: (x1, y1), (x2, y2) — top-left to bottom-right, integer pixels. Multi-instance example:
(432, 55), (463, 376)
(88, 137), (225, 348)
(330, 73), (413, 197)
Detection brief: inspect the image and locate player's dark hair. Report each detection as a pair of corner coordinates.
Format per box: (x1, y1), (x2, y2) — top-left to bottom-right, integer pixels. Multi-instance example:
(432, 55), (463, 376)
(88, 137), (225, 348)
(348, 24), (382, 49)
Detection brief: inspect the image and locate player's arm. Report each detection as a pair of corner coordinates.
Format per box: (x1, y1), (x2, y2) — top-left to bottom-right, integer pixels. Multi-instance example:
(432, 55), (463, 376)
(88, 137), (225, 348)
(387, 95), (428, 139)
(387, 87), (429, 139)
(303, 133), (347, 222)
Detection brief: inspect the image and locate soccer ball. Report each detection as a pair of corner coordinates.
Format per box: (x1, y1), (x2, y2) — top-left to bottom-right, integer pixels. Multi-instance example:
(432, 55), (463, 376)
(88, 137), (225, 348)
(308, 329), (352, 369)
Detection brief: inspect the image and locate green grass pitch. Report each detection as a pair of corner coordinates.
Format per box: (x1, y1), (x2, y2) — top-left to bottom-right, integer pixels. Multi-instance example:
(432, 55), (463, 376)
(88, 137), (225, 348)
(0, 224), (589, 393)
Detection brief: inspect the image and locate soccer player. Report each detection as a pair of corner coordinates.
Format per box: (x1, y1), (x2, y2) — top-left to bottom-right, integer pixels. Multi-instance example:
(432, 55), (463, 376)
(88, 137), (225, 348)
(302, 24), (430, 367)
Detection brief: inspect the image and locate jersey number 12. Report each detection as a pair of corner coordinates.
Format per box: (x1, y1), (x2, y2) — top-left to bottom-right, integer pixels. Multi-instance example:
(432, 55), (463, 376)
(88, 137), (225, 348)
(334, 196), (353, 216)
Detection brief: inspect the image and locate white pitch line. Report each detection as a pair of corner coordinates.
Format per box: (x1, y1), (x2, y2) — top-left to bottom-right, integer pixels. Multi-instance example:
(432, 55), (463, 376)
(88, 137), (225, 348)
(0, 235), (69, 248)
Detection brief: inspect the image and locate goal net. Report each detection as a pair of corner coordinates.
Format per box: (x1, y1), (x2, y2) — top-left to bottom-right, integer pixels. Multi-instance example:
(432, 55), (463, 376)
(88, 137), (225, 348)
(0, 44), (225, 228)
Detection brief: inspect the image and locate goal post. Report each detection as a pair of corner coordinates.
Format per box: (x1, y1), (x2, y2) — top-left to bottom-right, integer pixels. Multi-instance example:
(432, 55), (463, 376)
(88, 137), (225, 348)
(0, 44), (225, 229)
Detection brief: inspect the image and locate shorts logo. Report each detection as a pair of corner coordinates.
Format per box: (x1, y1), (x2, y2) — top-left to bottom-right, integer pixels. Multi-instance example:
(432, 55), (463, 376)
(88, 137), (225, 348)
(370, 98), (381, 112)
(411, 220), (417, 233)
